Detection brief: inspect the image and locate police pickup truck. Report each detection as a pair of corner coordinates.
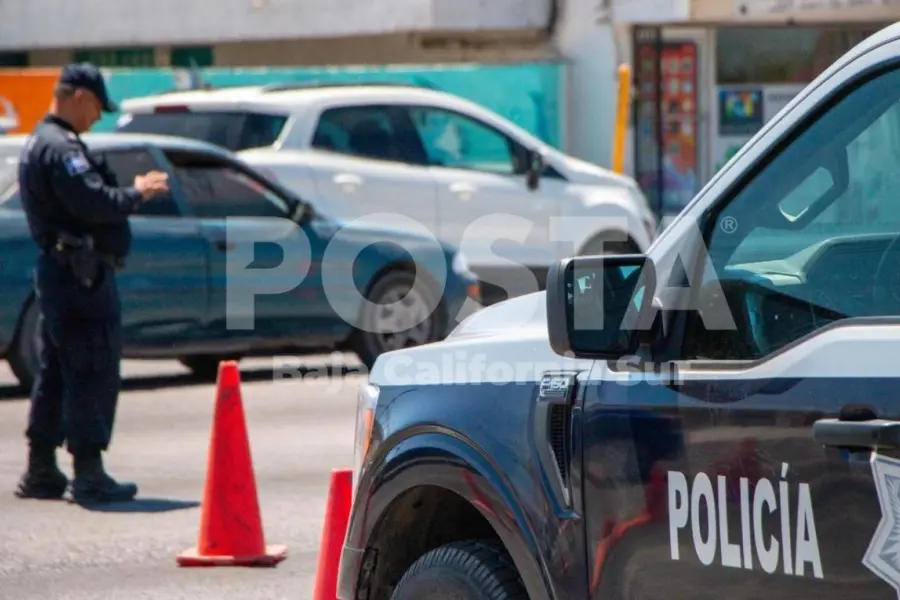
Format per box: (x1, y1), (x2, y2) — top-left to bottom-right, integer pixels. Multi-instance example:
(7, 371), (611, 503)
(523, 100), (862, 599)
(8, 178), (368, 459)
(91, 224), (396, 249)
(338, 22), (900, 600)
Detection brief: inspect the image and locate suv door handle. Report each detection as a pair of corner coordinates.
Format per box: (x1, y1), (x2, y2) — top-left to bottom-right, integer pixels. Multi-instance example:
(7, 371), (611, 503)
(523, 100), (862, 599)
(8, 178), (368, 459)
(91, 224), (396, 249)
(214, 239), (235, 252)
(813, 418), (900, 450)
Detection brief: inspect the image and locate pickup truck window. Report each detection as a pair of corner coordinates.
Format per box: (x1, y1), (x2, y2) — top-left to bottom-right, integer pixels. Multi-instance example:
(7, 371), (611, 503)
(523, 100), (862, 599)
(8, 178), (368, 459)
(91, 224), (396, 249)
(174, 162), (291, 219)
(0, 147), (178, 215)
(683, 66), (900, 361)
(102, 149), (180, 217)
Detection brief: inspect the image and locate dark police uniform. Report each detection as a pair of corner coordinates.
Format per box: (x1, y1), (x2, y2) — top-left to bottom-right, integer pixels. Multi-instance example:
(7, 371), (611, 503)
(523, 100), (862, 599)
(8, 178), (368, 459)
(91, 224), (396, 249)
(16, 64), (145, 503)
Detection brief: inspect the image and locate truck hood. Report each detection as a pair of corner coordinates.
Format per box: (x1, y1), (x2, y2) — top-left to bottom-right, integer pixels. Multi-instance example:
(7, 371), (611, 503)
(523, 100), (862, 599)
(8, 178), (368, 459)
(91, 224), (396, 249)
(368, 291), (595, 387)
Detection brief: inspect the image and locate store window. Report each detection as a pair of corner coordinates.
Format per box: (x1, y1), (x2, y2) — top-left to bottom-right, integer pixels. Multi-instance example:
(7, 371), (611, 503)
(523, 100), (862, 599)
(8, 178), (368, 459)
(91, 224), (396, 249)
(0, 52), (28, 67)
(715, 26), (882, 85)
(75, 47), (156, 67)
(171, 46), (214, 68)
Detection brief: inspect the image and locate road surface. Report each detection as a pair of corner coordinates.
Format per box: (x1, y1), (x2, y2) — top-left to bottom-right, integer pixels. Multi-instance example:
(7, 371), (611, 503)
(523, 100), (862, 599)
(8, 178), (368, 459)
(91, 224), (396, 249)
(0, 354), (362, 600)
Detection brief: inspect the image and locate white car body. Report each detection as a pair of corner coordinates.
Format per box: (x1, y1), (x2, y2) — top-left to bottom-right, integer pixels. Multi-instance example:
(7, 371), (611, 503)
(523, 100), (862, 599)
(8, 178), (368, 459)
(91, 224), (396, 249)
(118, 83), (658, 304)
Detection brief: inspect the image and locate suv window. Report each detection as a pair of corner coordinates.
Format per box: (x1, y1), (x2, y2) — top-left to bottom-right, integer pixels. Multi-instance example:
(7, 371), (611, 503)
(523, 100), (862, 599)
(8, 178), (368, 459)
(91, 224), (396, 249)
(684, 66), (900, 362)
(406, 106), (522, 175)
(101, 149), (180, 216)
(311, 105), (428, 164)
(117, 111), (287, 152)
(174, 162), (291, 219)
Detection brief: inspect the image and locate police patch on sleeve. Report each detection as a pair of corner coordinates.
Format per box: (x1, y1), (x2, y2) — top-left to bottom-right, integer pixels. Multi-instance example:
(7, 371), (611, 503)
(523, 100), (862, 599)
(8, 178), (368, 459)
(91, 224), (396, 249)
(63, 151), (91, 176)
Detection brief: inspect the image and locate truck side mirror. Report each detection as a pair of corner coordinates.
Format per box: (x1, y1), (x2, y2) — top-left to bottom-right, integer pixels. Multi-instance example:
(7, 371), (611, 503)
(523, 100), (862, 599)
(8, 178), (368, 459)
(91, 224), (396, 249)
(291, 201), (314, 224)
(546, 254), (657, 359)
(525, 150), (544, 191)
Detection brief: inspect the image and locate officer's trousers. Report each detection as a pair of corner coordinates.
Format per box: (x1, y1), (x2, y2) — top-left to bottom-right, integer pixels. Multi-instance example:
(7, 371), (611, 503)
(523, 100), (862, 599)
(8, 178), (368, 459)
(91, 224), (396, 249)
(26, 252), (123, 455)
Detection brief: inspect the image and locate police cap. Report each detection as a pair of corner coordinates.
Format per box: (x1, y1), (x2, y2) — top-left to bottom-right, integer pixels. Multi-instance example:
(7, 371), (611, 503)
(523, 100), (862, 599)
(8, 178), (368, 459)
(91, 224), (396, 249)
(58, 63), (118, 113)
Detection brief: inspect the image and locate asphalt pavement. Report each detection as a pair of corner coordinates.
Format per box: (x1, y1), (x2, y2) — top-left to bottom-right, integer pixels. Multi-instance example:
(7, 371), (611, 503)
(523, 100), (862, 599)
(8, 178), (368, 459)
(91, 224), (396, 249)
(0, 354), (363, 600)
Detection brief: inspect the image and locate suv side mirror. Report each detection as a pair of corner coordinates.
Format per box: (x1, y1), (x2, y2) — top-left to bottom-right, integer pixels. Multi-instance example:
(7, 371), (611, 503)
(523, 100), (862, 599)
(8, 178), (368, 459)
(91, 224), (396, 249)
(546, 254), (657, 359)
(526, 150), (544, 191)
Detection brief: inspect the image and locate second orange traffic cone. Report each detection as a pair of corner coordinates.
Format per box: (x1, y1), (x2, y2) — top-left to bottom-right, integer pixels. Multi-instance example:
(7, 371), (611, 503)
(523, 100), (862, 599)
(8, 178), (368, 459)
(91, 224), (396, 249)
(312, 468), (353, 600)
(177, 360), (288, 567)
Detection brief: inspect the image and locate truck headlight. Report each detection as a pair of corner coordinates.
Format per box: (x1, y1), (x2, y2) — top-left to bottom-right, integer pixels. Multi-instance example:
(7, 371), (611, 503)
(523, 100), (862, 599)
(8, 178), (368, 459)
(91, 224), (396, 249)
(353, 382), (379, 494)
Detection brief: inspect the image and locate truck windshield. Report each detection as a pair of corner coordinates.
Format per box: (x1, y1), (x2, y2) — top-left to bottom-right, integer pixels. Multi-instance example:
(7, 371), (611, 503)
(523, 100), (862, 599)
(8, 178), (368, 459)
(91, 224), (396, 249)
(116, 110), (288, 152)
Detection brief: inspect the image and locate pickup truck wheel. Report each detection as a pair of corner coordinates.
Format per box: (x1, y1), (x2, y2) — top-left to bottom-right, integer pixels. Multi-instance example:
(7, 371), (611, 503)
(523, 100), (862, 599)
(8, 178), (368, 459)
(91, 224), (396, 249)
(350, 270), (441, 370)
(178, 355), (242, 380)
(390, 540), (527, 600)
(8, 299), (41, 392)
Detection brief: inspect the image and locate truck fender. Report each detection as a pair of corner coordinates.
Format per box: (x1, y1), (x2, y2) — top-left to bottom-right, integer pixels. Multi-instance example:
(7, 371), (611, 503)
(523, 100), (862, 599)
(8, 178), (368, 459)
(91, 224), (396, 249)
(349, 429), (557, 600)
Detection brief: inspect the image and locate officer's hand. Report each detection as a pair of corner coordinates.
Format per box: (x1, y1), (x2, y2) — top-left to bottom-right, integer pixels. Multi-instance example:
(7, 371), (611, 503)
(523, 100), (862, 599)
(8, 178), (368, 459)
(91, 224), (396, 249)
(133, 171), (170, 200)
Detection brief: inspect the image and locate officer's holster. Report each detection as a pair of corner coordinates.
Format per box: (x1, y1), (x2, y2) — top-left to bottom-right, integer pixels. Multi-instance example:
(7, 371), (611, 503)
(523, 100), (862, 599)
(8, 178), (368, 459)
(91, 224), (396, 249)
(52, 232), (119, 289)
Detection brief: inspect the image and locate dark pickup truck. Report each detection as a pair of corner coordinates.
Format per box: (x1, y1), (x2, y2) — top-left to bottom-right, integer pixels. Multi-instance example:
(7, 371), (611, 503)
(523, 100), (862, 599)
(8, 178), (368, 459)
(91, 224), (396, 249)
(336, 21), (900, 600)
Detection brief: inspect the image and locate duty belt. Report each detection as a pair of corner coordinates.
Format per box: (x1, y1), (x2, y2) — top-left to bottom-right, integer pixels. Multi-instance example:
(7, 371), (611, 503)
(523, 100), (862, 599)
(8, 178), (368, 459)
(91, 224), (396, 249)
(47, 233), (126, 270)
(99, 254), (125, 269)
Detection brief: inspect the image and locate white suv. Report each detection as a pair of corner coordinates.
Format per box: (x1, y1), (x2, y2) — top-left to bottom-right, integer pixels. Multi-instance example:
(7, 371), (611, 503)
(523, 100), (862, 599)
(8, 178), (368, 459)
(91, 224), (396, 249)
(117, 82), (658, 304)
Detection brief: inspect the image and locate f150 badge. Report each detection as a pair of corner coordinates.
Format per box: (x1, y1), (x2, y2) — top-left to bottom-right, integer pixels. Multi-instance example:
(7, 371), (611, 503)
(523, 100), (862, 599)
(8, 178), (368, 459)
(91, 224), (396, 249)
(538, 373), (577, 400)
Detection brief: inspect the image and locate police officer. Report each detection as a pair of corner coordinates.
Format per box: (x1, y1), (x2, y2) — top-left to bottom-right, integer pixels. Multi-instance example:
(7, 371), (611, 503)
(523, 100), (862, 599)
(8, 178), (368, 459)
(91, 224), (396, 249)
(15, 63), (170, 503)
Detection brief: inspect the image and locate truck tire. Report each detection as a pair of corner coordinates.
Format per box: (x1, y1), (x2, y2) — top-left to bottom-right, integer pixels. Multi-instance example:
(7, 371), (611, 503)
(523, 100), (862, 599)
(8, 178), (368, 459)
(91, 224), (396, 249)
(390, 540), (528, 600)
(349, 270), (441, 371)
(8, 299), (41, 392)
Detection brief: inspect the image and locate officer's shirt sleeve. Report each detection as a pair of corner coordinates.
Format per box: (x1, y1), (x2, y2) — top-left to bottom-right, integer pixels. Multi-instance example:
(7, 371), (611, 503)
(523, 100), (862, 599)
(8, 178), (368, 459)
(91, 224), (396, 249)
(48, 140), (143, 223)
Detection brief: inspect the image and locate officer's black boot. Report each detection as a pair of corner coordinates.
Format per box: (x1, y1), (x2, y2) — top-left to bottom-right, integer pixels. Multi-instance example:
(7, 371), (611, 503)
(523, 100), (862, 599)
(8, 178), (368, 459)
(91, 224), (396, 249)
(15, 443), (69, 500)
(69, 448), (138, 504)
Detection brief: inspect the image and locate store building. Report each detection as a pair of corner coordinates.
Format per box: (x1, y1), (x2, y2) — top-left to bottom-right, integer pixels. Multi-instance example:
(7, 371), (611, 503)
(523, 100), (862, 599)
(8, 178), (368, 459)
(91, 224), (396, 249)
(612, 0), (900, 222)
(0, 0), (557, 67)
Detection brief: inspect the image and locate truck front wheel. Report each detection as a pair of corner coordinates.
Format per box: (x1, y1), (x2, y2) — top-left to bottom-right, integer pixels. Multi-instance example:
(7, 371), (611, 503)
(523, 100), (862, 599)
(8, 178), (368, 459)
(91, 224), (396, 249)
(391, 540), (527, 600)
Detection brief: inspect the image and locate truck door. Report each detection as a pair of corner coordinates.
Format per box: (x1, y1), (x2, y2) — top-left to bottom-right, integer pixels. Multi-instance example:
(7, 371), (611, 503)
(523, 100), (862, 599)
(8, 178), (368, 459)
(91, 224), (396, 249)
(101, 147), (209, 344)
(582, 45), (900, 600)
(166, 149), (328, 341)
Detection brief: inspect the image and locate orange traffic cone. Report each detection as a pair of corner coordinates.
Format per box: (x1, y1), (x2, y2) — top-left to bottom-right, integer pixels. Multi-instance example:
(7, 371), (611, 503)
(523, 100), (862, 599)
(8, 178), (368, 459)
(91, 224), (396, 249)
(177, 360), (288, 567)
(312, 468), (353, 600)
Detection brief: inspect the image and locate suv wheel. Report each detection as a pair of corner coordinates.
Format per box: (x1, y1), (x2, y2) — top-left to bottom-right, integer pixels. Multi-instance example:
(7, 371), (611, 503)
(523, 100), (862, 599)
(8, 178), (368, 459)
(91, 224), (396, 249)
(391, 540), (527, 600)
(350, 270), (441, 370)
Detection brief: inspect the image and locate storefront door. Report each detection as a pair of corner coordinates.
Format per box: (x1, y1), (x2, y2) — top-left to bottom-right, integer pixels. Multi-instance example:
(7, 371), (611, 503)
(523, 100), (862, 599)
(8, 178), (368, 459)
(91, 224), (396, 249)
(632, 26), (710, 224)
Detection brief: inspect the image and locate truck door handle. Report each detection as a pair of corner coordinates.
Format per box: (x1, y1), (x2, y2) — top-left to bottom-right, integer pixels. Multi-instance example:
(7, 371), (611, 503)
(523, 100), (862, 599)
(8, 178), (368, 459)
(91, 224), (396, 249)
(215, 239), (234, 251)
(333, 173), (362, 191)
(449, 182), (476, 200)
(813, 418), (900, 450)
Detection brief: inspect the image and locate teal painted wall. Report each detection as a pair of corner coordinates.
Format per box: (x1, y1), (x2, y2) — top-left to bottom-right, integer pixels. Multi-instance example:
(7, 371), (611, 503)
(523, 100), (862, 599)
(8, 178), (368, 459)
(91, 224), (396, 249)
(98, 63), (566, 149)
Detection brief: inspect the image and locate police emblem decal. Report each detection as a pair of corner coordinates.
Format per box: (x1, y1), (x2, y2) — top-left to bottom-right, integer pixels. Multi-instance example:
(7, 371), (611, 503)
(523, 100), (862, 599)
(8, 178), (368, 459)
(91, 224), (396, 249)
(63, 151), (90, 176)
(863, 452), (900, 599)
